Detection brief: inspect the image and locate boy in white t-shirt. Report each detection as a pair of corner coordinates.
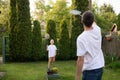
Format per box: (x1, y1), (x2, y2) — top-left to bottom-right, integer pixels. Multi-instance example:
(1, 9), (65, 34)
(76, 11), (104, 80)
(47, 39), (57, 71)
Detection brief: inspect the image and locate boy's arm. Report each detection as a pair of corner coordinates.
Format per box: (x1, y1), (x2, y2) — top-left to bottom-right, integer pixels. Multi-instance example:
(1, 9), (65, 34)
(75, 56), (84, 80)
(55, 46), (57, 56)
(55, 50), (57, 56)
(46, 45), (48, 51)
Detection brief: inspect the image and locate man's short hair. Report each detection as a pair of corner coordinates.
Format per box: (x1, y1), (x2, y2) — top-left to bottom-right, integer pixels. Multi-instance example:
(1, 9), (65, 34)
(82, 11), (94, 27)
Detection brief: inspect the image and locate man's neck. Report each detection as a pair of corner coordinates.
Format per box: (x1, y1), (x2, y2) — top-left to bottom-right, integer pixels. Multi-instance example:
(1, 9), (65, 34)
(84, 26), (93, 31)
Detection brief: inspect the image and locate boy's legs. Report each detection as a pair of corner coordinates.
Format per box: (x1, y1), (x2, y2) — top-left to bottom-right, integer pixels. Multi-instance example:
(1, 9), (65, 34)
(82, 68), (103, 80)
(48, 57), (52, 70)
(51, 57), (55, 67)
(48, 57), (55, 68)
(52, 57), (55, 62)
(48, 57), (56, 71)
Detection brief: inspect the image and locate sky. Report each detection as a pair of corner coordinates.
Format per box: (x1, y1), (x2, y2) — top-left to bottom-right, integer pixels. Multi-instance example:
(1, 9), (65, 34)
(92, 0), (120, 14)
(30, 0), (120, 15)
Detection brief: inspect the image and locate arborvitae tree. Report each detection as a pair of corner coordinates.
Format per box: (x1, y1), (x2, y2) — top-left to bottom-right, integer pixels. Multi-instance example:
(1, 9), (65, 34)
(9, 0), (17, 61)
(70, 0), (89, 59)
(32, 20), (42, 61)
(16, 0), (31, 61)
(58, 19), (70, 60)
(117, 14), (120, 30)
(46, 19), (57, 45)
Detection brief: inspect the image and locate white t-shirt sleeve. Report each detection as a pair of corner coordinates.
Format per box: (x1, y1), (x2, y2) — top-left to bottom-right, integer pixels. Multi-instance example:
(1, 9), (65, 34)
(47, 46), (50, 51)
(54, 45), (57, 50)
(77, 39), (86, 56)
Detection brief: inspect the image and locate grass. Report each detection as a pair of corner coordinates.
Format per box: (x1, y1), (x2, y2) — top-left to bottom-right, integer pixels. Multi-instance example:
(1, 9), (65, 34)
(0, 61), (120, 80)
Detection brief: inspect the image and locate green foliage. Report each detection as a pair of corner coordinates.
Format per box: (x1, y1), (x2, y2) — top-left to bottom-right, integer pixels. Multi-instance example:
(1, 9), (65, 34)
(71, 0), (89, 13)
(58, 19), (70, 60)
(104, 53), (119, 65)
(100, 4), (115, 13)
(0, 0), (9, 54)
(45, 0), (70, 37)
(32, 20), (42, 61)
(92, 3), (117, 32)
(41, 39), (48, 60)
(0, 0), (9, 27)
(107, 61), (120, 70)
(117, 14), (120, 30)
(15, 0), (31, 61)
(9, 0), (18, 61)
(33, 0), (45, 20)
(46, 20), (57, 45)
(45, 0), (69, 22)
(95, 14), (112, 32)
(70, 0), (88, 59)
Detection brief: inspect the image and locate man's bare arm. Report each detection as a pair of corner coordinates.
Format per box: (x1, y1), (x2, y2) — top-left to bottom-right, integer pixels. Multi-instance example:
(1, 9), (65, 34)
(75, 56), (84, 80)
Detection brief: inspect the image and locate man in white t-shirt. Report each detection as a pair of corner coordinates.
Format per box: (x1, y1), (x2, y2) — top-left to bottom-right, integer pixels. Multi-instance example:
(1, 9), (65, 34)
(47, 39), (57, 71)
(76, 11), (104, 80)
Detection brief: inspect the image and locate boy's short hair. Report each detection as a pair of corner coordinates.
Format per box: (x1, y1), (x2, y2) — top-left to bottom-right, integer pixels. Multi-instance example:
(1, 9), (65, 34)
(82, 11), (94, 27)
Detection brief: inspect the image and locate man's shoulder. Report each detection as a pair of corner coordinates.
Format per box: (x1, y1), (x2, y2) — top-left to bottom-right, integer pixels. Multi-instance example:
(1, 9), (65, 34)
(77, 32), (87, 40)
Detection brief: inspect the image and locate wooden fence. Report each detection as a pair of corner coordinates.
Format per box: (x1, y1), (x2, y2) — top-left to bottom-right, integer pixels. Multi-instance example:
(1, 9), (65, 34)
(102, 32), (120, 57)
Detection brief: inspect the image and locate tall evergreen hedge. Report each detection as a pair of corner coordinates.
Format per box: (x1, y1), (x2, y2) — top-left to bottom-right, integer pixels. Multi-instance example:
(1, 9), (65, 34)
(70, 0), (89, 59)
(58, 19), (70, 60)
(9, 0), (17, 61)
(32, 20), (42, 61)
(16, 0), (31, 61)
(46, 20), (57, 45)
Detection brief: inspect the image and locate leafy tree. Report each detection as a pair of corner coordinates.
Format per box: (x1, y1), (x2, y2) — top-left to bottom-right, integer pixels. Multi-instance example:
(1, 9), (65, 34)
(0, 0), (9, 29)
(70, 0), (89, 59)
(16, 0), (32, 61)
(33, 0), (45, 20)
(92, 3), (117, 32)
(45, 0), (70, 37)
(9, 0), (17, 61)
(100, 4), (115, 13)
(46, 0), (69, 21)
(95, 14), (111, 33)
(100, 4), (116, 23)
(92, 2), (100, 14)
(33, 0), (52, 40)
(32, 20), (42, 61)
(58, 19), (70, 60)
(0, 0), (9, 55)
(117, 14), (120, 30)
(32, 0), (52, 21)
(46, 19), (57, 45)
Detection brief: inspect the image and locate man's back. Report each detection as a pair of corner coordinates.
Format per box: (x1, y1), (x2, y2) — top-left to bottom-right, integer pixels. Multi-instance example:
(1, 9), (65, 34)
(76, 11), (104, 80)
(77, 23), (104, 71)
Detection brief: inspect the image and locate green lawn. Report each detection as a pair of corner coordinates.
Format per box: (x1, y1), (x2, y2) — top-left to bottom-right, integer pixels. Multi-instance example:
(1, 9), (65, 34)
(0, 61), (120, 80)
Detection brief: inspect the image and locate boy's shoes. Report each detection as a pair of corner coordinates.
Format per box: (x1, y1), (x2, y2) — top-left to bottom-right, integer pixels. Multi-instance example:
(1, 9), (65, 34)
(48, 68), (51, 72)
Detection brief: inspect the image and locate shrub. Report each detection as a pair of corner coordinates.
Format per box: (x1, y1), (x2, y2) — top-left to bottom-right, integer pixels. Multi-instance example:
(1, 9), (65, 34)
(58, 19), (70, 60)
(32, 20), (42, 61)
(104, 53), (119, 65)
(9, 0), (18, 61)
(46, 20), (57, 45)
(107, 61), (120, 70)
(11, 0), (32, 61)
(70, 0), (88, 59)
